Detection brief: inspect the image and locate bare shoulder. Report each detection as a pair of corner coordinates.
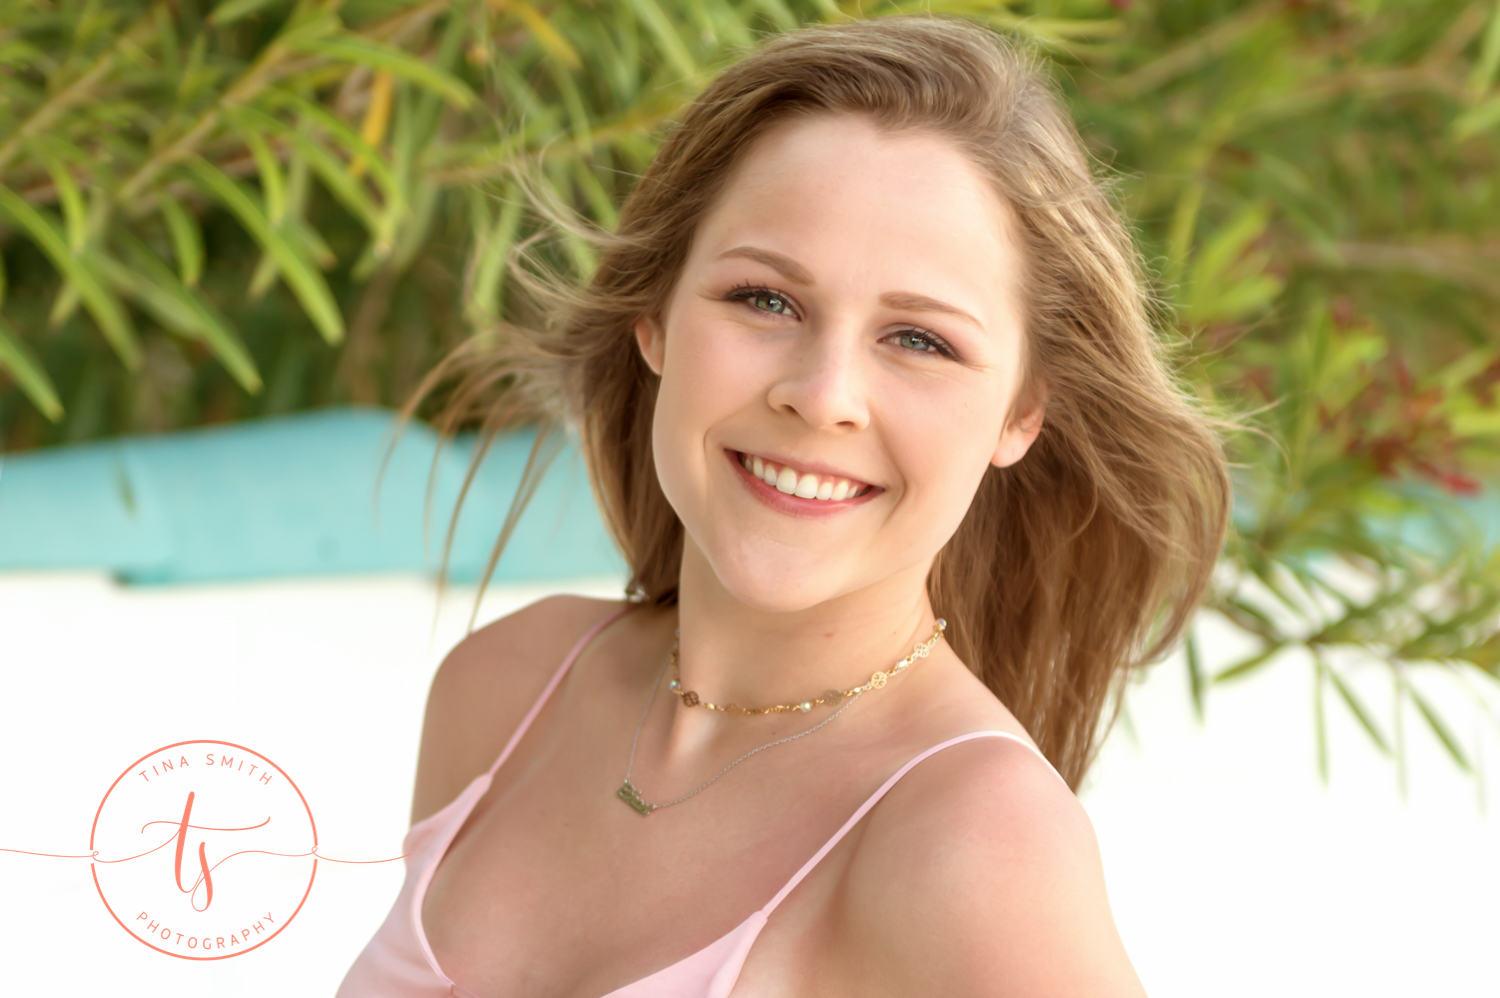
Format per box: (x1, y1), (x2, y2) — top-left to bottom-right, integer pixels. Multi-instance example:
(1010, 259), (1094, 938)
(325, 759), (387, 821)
(408, 593), (629, 825)
(834, 735), (1145, 998)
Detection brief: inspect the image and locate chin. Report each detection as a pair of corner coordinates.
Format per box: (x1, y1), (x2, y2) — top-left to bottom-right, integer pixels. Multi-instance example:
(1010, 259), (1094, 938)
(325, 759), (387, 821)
(701, 541), (855, 613)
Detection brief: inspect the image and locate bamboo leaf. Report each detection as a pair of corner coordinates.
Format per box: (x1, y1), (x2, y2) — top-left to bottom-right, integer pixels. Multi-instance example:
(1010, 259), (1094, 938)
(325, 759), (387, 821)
(235, 121), (288, 224)
(624, 0), (698, 80)
(1313, 658), (1329, 784)
(754, 0), (799, 32)
(108, 231), (263, 393)
(287, 35), (476, 108)
(1454, 93), (1500, 140)
(0, 184), (140, 368)
(1324, 663), (1391, 754)
(209, 0), (291, 27)
(350, 69), (395, 181)
(48, 281), (82, 328)
(464, 181), (524, 325)
(233, 105), (387, 238)
(1468, 2), (1500, 94)
(1213, 644), (1282, 684)
(0, 318), (64, 420)
(46, 160), (87, 251)
(1186, 628), (1206, 720)
(157, 193), (204, 288)
(1408, 685), (1473, 771)
(512, 1), (583, 69)
(247, 252), (279, 301)
(184, 157), (344, 345)
(259, 88), (398, 201)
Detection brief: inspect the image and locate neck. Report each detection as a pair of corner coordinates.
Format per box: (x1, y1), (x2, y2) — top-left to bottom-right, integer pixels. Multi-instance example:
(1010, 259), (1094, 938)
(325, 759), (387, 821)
(665, 539), (941, 732)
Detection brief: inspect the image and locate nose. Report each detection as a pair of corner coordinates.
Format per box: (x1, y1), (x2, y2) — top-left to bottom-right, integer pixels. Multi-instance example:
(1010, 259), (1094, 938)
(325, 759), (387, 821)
(764, 321), (870, 432)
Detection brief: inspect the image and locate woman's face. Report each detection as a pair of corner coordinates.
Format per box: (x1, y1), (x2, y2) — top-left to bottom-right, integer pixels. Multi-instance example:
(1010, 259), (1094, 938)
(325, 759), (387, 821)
(636, 113), (1042, 612)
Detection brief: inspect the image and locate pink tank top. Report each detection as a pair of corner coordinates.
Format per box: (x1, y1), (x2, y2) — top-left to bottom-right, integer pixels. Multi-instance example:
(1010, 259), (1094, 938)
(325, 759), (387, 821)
(336, 604), (1057, 998)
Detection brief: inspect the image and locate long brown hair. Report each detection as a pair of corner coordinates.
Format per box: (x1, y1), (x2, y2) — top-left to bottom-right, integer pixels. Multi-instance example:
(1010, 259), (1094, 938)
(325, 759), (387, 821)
(417, 16), (1231, 791)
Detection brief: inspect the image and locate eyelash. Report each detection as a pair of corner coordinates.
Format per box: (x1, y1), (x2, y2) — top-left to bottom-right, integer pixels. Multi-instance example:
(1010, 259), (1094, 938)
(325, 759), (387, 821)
(725, 283), (959, 360)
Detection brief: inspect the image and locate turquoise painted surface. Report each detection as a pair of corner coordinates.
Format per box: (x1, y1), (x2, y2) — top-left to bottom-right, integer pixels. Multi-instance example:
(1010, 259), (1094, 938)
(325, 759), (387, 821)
(0, 407), (625, 584)
(3, 406), (1497, 586)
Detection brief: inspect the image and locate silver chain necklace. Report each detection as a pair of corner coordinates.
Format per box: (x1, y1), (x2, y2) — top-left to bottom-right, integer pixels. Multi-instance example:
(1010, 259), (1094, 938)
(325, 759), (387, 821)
(614, 641), (862, 816)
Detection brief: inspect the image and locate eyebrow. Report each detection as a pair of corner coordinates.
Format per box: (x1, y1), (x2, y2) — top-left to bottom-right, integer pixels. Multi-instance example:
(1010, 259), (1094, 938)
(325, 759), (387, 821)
(717, 246), (815, 285)
(878, 292), (981, 328)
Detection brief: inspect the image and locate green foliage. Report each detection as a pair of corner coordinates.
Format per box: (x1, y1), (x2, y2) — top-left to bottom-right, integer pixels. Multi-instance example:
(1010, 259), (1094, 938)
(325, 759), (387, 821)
(2, 0), (1499, 778)
(1056, 0), (1500, 779)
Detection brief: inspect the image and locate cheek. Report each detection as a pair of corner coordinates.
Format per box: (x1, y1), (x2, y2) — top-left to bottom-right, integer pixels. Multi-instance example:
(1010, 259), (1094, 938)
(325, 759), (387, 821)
(880, 381), (1006, 532)
(660, 311), (777, 423)
(651, 315), (764, 483)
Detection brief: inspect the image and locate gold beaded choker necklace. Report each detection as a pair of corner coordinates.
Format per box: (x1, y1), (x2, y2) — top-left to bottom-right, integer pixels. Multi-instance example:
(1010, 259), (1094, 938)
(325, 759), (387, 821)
(615, 619), (948, 816)
(668, 618), (946, 716)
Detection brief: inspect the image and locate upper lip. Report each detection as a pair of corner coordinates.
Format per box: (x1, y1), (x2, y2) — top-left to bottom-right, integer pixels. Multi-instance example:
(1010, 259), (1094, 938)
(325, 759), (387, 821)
(731, 448), (879, 491)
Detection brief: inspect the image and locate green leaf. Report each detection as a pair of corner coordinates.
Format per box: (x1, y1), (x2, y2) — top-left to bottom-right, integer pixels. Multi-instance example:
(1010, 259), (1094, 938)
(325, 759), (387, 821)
(209, 0), (291, 26)
(1454, 94), (1500, 140)
(512, 1), (583, 69)
(232, 105), (391, 249)
(258, 89), (399, 200)
(1467, 2), (1500, 94)
(0, 317), (64, 420)
(0, 184), (140, 368)
(184, 157), (344, 345)
(1183, 201), (1283, 324)
(1324, 663), (1390, 754)
(107, 232), (263, 393)
(1212, 644), (1282, 684)
(1186, 629), (1206, 720)
(464, 182), (525, 326)
(46, 160), (87, 251)
(235, 121), (287, 224)
(1407, 685), (1472, 772)
(625, 0), (698, 80)
(288, 35), (475, 109)
(157, 193), (204, 288)
(1313, 658), (1329, 784)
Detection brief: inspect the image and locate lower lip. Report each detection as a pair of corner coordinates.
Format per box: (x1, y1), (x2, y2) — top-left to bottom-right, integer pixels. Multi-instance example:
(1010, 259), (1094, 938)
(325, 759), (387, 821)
(727, 450), (881, 519)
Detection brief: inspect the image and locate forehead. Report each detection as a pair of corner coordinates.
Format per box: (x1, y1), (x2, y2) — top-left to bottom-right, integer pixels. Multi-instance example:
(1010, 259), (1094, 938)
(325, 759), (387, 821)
(688, 113), (1022, 327)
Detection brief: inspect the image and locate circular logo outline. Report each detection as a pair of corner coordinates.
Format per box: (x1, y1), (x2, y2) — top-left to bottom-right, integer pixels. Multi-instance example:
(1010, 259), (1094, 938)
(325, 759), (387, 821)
(89, 739), (319, 960)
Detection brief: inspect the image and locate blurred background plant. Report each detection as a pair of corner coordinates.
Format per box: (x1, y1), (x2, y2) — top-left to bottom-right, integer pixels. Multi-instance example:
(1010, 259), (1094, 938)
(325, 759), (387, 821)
(2, 0), (1498, 781)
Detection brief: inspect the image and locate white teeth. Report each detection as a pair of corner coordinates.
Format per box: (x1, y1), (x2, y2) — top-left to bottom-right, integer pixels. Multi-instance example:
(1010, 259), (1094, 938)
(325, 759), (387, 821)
(740, 452), (869, 502)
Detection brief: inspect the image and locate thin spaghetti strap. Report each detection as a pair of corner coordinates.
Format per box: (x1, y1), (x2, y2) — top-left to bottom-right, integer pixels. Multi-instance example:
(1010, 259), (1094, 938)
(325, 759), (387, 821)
(758, 730), (1062, 917)
(484, 601), (634, 778)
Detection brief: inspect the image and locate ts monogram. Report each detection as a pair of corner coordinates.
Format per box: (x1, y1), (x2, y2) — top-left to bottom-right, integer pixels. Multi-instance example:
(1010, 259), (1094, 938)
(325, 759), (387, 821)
(90, 740), (318, 960)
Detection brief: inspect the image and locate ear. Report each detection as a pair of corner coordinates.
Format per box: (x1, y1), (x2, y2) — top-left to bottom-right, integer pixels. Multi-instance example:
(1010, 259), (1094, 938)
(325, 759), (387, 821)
(633, 314), (665, 376)
(990, 383), (1048, 469)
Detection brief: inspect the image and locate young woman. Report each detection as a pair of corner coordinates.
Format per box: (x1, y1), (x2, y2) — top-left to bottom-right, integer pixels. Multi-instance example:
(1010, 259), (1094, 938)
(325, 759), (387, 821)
(338, 16), (1227, 998)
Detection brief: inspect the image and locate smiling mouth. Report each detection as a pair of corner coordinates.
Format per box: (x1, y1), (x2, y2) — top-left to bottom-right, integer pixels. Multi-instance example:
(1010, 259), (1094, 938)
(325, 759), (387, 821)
(734, 451), (874, 501)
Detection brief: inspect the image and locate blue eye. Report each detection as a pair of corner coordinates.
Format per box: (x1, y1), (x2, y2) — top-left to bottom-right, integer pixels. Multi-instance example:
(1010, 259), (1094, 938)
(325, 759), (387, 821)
(729, 285), (793, 315)
(753, 292), (790, 314)
(894, 329), (957, 359)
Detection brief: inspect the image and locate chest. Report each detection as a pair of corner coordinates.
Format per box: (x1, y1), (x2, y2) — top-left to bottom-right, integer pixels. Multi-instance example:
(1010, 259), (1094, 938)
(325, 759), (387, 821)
(420, 718), (872, 998)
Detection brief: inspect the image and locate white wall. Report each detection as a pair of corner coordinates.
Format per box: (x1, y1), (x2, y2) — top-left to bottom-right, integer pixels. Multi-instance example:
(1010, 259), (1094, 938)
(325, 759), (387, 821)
(0, 572), (1494, 996)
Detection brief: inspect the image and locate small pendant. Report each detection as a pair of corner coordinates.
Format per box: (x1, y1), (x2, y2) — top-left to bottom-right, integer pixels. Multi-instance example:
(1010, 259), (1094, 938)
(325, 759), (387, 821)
(616, 780), (654, 816)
